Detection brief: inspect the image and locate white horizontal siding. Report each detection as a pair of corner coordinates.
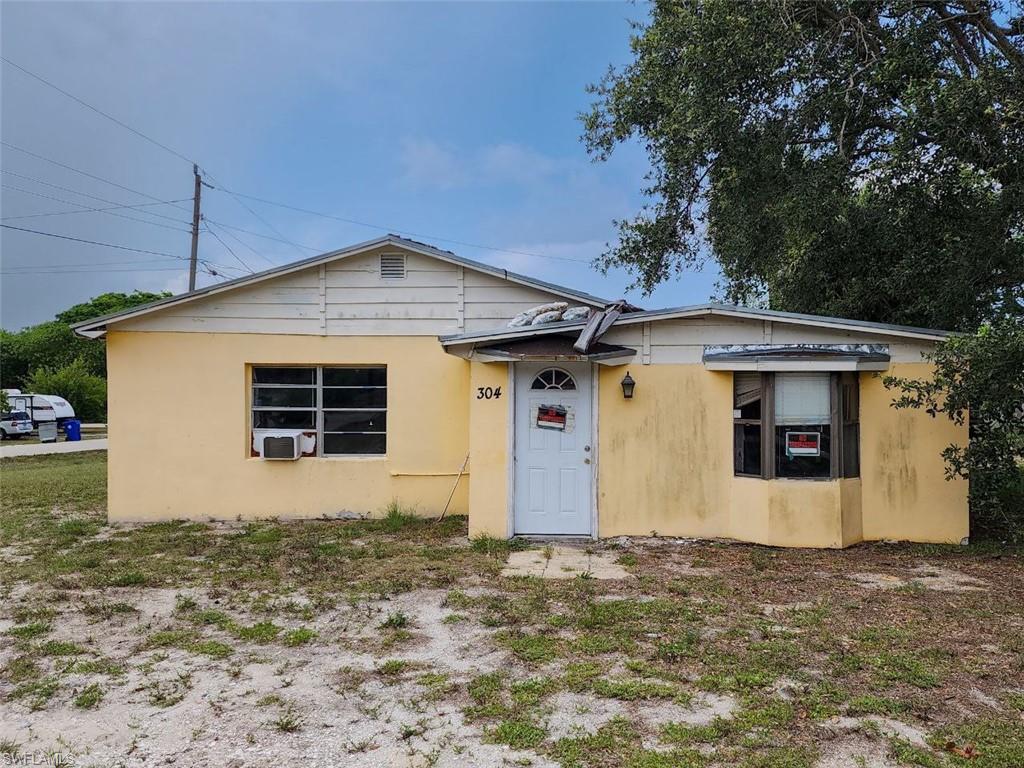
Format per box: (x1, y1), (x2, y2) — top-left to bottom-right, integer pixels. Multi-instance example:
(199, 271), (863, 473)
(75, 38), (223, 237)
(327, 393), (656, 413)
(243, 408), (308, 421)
(116, 245), (584, 336)
(602, 317), (933, 364)
(463, 269), (598, 332)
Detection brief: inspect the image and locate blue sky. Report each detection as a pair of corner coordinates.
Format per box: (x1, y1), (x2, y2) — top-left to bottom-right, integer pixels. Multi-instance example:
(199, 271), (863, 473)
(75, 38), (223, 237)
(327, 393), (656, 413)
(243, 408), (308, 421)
(1, 1), (720, 330)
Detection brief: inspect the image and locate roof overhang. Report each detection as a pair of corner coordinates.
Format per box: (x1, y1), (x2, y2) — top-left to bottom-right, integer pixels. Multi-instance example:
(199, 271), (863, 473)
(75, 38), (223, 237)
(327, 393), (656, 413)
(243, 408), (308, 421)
(447, 335), (636, 366)
(702, 344), (891, 371)
(439, 303), (952, 346)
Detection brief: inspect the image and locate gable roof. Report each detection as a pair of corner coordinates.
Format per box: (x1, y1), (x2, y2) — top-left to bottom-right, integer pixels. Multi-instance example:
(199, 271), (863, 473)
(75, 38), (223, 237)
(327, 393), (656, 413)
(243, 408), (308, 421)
(72, 235), (612, 338)
(438, 303), (953, 345)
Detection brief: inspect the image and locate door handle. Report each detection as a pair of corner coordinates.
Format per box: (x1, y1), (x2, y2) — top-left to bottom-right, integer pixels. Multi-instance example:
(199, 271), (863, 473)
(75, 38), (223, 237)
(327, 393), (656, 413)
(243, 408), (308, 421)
(584, 458), (591, 464)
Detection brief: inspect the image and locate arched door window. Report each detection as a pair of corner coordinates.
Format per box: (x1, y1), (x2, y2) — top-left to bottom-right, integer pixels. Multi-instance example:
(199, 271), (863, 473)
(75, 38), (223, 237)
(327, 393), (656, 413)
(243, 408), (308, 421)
(531, 368), (576, 391)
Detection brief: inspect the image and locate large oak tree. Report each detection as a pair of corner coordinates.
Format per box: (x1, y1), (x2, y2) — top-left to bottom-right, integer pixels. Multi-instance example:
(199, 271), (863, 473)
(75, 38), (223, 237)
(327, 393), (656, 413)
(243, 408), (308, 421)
(584, 0), (1023, 331)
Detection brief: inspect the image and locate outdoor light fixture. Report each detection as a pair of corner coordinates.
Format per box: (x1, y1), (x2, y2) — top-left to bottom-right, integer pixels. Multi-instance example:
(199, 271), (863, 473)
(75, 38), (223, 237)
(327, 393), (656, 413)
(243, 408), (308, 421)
(621, 371), (636, 399)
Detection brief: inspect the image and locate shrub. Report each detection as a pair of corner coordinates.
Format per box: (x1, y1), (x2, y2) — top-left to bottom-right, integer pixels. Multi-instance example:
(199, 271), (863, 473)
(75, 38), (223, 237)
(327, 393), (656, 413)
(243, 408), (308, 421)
(25, 357), (107, 422)
(886, 318), (1024, 543)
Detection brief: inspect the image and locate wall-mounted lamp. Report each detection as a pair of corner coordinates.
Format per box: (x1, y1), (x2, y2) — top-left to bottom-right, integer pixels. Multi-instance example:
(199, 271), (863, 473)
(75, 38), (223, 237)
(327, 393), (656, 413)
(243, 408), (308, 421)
(621, 371), (636, 399)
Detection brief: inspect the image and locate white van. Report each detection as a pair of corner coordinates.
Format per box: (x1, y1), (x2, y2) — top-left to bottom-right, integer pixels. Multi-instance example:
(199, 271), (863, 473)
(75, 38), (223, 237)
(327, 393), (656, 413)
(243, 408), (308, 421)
(2, 390), (76, 429)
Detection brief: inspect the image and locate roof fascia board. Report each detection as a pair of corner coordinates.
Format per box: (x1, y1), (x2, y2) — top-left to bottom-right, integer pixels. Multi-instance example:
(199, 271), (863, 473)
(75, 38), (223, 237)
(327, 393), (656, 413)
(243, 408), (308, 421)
(439, 304), (948, 346)
(616, 305), (949, 341)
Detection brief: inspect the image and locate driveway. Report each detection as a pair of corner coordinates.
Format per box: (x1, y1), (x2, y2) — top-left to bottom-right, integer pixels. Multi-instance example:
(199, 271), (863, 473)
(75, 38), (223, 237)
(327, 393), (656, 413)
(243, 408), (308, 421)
(0, 438), (108, 458)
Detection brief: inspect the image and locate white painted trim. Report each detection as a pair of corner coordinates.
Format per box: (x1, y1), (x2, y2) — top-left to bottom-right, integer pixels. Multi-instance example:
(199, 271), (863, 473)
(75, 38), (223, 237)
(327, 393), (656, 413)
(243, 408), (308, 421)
(508, 362), (595, 538)
(318, 265), (327, 334)
(642, 323), (651, 365)
(506, 364), (516, 539)
(704, 360), (890, 371)
(589, 362), (599, 540)
(456, 266), (465, 331)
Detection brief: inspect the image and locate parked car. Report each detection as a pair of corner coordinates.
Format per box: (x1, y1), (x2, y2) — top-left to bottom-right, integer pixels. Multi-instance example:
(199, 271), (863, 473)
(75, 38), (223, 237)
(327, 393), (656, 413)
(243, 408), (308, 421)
(0, 411), (34, 439)
(1, 389), (75, 429)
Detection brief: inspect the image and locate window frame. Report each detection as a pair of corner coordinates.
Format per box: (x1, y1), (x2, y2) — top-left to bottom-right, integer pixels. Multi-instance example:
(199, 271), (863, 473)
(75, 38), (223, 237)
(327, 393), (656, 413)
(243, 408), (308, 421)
(733, 371), (859, 481)
(250, 365), (387, 457)
(732, 372), (764, 478)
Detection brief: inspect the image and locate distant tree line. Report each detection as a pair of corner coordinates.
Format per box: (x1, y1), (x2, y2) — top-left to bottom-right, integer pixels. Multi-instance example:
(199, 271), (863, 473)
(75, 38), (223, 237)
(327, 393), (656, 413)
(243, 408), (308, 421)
(0, 291), (168, 422)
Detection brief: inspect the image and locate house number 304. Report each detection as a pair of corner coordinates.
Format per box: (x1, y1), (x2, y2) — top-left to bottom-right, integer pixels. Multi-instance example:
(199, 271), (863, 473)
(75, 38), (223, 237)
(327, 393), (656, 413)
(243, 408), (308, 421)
(476, 386), (502, 400)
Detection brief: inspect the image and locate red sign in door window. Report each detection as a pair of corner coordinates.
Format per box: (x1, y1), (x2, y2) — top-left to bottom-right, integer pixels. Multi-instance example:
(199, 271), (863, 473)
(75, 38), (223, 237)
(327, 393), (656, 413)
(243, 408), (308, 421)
(536, 405), (567, 431)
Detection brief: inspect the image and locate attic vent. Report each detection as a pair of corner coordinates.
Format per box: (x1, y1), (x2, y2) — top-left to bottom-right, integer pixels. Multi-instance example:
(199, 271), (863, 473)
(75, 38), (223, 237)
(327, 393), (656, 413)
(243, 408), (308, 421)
(379, 253), (406, 280)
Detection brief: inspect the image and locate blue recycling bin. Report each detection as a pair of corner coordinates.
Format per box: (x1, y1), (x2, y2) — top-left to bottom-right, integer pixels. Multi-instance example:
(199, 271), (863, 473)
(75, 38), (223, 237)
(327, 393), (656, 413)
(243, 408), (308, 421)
(64, 419), (82, 442)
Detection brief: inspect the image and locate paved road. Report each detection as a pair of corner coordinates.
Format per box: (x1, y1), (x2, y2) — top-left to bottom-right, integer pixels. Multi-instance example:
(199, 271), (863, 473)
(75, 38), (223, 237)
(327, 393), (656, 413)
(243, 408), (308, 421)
(0, 438), (108, 458)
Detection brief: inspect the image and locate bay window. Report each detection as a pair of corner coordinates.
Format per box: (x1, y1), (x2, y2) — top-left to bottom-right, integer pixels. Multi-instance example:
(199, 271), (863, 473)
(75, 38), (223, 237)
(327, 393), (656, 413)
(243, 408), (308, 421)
(733, 371), (859, 479)
(251, 366), (387, 456)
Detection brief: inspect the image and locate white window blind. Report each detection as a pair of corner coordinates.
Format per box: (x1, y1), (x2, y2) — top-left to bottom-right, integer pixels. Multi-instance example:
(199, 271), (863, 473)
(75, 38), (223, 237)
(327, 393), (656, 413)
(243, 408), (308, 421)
(734, 372), (761, 408)
(774, 372), (830, 425)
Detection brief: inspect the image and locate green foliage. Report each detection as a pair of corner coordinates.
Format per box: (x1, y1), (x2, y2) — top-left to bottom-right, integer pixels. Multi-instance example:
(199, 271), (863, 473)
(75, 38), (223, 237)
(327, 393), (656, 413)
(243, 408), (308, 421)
(583, 1), (1024, 331)
(55, 291), (169, 325)
(885, 318), (1024, 542)
(25, 358), (107, 422)
(1, 291), (170, 412)
(486, 718), (547, 749)
(74, 683), (104, 709)
(1, 322), (105, 386)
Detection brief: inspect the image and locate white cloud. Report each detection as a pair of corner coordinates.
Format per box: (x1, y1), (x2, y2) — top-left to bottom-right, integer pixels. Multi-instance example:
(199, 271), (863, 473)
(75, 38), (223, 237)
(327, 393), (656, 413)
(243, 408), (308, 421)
(398, 138), (468, 190)
(398, 139), (562, 191)
(478, 143), (556, 187)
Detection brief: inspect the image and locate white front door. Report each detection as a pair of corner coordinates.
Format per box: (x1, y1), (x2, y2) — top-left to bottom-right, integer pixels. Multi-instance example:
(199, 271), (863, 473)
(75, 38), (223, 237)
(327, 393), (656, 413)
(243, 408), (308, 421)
(513, 363), (593, 535)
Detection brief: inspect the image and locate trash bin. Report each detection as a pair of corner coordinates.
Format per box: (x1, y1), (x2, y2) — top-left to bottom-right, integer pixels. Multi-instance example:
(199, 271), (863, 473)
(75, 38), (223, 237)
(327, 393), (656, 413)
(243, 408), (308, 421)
(64, 419), (82, 442)
(38, 421), (58, 443)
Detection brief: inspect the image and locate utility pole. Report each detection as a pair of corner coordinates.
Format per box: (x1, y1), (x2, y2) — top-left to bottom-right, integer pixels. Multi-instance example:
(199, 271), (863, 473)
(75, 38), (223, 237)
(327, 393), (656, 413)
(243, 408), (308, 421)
(188, 163), (202, 291)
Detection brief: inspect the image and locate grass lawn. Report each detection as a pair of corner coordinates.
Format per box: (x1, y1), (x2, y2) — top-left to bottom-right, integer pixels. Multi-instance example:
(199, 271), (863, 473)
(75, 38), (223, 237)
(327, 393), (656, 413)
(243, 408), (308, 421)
(1, 451), (1022, 768)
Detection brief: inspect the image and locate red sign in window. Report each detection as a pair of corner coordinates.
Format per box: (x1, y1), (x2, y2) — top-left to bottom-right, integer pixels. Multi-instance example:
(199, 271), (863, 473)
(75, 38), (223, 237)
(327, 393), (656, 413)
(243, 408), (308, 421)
(785, 431), (820, 456)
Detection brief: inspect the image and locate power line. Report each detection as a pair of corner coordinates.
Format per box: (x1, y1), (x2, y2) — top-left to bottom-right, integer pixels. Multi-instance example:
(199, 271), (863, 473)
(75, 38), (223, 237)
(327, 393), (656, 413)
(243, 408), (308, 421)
(2, 184), (193, 233)
(1, 58), (303, 261)
(0, 171), (192, 225)
(1, 142), (194, 216)
(202, 217), (320, 252)
(1, 56), (197, 167)
(204, 173), (309, 259)
(0, 223), (239, 274)
(208, 187), (592, 264)
(4, 257), (187, 270)
(206, 220), (278, 268)
(1, 189), (193, 222)
(203, 221), (256, 274)
(1, 266), (188, 275)
(2, 58), (593, 270)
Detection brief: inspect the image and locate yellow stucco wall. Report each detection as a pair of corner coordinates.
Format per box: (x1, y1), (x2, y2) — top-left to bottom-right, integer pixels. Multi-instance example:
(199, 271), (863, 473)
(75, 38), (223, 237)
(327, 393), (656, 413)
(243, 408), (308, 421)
(840, 479), (864, 547)
(859, 366), (969, 543)
(595, 363), (967, 547)
(467, 361), (511, 538)
(729, 477), (846, 548)
(596, 365), (734, 539)
(105, 331), (471, 522)
(107, 332), (967, 545)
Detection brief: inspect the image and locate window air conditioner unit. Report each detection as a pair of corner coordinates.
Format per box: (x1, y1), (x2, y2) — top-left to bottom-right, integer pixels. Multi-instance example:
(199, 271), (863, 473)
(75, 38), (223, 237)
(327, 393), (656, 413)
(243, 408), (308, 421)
(260, 434), (302, 460)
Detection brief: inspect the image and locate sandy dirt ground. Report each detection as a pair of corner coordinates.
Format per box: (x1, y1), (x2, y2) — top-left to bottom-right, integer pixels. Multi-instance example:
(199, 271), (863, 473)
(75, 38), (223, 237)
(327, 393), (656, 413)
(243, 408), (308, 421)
(1, 522), (1022, 768)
